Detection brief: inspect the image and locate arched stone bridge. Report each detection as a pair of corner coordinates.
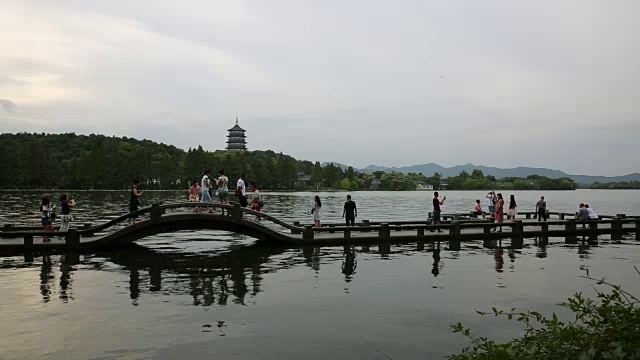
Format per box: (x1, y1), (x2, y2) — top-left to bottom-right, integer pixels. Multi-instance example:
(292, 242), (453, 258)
(1, 202), (639, 253)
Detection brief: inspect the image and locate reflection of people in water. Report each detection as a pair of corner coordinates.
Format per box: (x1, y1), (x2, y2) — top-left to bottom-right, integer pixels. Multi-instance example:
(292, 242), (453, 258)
(100, 244), (284, 307)
(431, 249), (441, 277)
(342, 245), (357, 281)
(494, 248), (504, 273)
(40, 255), (53, 302)
(59, 255), (73, 302)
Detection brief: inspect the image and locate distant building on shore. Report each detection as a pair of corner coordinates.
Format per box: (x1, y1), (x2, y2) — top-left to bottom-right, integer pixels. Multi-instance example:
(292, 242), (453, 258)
(414, 180), (434, 191)
(226, 116), (247, 151)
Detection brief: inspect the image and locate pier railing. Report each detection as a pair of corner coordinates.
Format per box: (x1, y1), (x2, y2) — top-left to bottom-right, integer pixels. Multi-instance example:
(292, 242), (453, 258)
(1, 203), (639, 248)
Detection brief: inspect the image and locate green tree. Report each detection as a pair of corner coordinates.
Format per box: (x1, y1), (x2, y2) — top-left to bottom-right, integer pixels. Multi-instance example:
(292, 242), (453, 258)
(339, 178), (352, 190)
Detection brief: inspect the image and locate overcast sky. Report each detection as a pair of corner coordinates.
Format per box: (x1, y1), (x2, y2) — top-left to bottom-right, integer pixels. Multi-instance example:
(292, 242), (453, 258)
(1, 0), (639, 175)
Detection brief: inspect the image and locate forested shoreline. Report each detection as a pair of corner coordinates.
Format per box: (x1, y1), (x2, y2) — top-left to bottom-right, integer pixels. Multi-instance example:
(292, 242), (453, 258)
(1, 133), (577, 191)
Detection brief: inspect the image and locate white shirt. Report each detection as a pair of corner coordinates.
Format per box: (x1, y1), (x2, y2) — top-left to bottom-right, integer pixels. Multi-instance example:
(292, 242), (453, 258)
(218, 175), (229, 190)
(201, 175), (210, 191)
(587, 208), (598, 219)
(237, 178), (246, 196)
(251, 190), (262, 204)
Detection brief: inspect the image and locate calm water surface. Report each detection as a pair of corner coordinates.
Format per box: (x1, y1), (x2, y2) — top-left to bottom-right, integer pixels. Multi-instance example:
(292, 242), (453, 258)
(1, 190), (639, 359)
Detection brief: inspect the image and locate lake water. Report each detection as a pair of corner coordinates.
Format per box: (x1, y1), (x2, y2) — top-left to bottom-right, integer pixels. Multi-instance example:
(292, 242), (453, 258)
(1, 190), (639, 359)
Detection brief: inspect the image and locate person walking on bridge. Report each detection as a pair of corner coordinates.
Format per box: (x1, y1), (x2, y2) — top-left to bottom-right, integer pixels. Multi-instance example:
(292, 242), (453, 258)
(217, 170), (230, 205)
(508, 194), (517, 222)
(342, 195), (357, 226)
(312, 195), (322, 229)
(129, 180), (144, 224)
(200, 170), (214, 213)
(493, 193), (504, 232)
(536, 196), (547, 222)
(486, 191), (497, 219)
(59, 194), (76, 233)
(236, 174), (248, 208)
(431, 191), (446, 233)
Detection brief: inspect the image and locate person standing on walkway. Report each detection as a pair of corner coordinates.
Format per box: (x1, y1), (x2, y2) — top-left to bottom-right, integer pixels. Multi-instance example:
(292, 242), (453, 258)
(431, 191), (446, 233)
(129, 180), (144, 224)
(493, 193), (504, 232)
(486, 191), (497, 219)
(40, 197), (54, 242)
(200, 170), (213, 213)
(312, 195), (322, 229)
(217, 170), (229, 205)
(536, 196), (547, 222)
(342, 195), (357, 226)
(59, 194), (75, 233)
(508, 194), (517, 222)
(236, 173), (248, 208)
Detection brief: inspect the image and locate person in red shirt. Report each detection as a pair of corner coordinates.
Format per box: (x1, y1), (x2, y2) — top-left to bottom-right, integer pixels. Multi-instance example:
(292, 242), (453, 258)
(431, 191), (446, 233)
(493, 193), (505, 232)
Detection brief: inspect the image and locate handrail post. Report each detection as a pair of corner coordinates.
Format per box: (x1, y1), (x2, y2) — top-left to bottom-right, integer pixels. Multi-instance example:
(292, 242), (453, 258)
(344, 227), (351, 239)
(291, 221), (302, 235)
(151, 203), (161, 222)
(65, 228), (79, 247)
(417, 227), (425, 237)
(525, 213), (531, 219)
(450, 221), (461, 236)
(636, 220), (640, 241)
(512, 220), (524, 248)
(231, 203), (242, 221)
(3, 223), (13, 231)
(362, 219), (370, 232)
(24, 235), (33, 245)
(559, 213), (565, 220)
(565, 219), (577, 244)
(303, 225), (314, 240)
(379, 223), (390, 239)
(588, 221), (598, 244)
(612, 216), (623, 240)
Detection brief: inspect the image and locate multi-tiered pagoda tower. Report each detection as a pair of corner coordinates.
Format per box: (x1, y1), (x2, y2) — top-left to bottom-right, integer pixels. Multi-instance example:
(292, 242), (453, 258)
(226, 116), (247, 151)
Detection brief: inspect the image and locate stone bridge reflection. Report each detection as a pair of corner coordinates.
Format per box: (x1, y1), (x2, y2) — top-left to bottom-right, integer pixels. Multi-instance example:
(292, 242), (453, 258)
(25, 238), (599, 305)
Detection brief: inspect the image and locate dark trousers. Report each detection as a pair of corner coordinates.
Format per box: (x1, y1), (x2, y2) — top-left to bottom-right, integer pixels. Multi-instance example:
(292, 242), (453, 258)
(346, 216), (355, 226)
(537, 210), (546, 222)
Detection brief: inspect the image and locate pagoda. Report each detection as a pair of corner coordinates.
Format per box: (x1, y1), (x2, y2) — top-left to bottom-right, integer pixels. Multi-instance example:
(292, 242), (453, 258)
(226, 116), (247, 151)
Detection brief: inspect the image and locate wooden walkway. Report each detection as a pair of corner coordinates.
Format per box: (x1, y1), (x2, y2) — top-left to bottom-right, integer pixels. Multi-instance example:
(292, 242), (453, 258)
(1, 202), (639, 253)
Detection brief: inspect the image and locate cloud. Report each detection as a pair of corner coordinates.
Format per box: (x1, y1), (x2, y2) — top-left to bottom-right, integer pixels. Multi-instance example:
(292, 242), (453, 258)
(0, 0), (639, 175)
(0, 99), (17, 114)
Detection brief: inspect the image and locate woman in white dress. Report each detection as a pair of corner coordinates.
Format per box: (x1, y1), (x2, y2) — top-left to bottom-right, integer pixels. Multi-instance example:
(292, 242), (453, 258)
(312, 195), (322, 228)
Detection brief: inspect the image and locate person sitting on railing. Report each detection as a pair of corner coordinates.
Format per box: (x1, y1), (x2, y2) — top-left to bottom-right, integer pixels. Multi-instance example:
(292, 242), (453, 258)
(250, 185), (264, 221)
(578, 203), (589, 228)
(472, 199), (484, 219)
(585, 204), (599, 220)
(189, 181), (201, 203)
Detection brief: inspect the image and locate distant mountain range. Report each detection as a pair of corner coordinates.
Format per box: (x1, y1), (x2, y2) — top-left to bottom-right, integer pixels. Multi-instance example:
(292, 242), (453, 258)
(323, 162), (640, 185)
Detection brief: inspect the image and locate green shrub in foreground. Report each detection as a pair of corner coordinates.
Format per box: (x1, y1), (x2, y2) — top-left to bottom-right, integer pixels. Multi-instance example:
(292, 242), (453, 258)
(448, 272), (640, 360)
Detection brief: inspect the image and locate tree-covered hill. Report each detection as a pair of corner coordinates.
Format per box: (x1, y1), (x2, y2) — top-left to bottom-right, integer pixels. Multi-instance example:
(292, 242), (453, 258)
(0, 133), (577, 191)
(0, 133), (325, 189)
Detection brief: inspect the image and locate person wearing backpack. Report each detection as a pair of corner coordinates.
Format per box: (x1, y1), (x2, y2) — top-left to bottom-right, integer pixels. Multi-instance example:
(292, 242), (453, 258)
(250, 185), (264, 221)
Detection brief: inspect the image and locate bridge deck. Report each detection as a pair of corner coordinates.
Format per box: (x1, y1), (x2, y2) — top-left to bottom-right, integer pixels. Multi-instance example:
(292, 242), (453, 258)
(0, 203), (638, 252)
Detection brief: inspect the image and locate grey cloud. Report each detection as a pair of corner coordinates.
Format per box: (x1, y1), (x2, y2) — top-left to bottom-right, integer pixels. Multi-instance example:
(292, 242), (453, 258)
(0, 99), (17, 114)
(2, 0), (639, 176)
